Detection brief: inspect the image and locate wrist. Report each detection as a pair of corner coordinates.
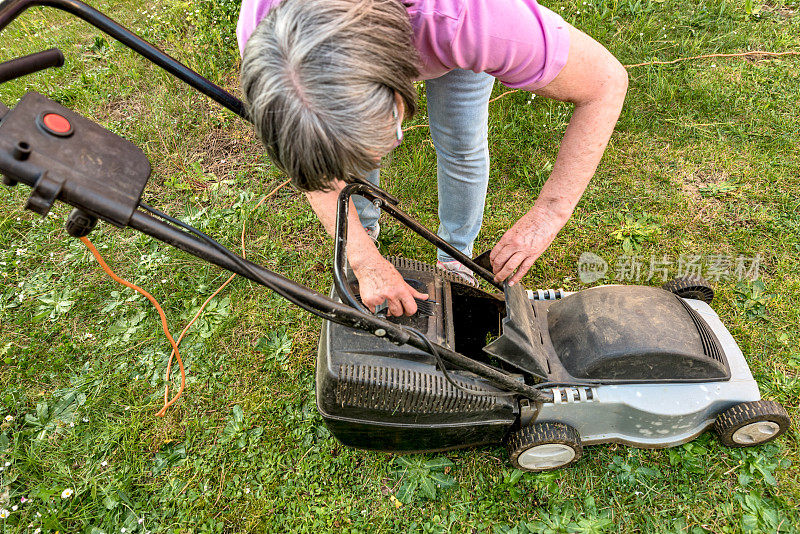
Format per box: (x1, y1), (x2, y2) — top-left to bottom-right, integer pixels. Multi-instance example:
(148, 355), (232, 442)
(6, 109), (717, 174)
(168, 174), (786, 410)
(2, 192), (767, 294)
(347, 241), (382, 271)
(529, 199), (573, 227)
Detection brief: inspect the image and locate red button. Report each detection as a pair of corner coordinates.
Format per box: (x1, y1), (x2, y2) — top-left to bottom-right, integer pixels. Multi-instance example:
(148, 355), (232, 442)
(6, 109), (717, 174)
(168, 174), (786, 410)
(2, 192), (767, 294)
(42, 113), (72, 134)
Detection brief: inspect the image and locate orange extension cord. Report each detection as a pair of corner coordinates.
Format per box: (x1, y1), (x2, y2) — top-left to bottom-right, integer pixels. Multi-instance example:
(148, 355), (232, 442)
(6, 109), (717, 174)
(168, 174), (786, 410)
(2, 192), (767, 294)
(80, 236), (185, 416)
(81, 179), (289, 416)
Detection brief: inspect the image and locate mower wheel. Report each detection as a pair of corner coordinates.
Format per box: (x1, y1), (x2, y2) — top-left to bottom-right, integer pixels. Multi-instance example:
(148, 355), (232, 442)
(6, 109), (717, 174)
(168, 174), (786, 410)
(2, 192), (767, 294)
(714, 400), (790, 448)
(662, 275), (714, 303)
(507, 422), (582, 472)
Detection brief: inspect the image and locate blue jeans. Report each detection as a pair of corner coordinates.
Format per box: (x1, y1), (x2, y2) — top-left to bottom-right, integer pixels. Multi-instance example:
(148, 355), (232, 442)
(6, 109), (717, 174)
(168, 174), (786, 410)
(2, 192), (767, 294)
(354, 69), (495, 263)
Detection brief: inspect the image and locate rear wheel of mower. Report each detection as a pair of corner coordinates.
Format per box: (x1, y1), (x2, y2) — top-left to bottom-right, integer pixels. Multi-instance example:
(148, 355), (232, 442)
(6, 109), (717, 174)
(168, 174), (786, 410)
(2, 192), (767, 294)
(507, 422), (582, 472)
(662, 275), (714, 303)
(714, 400), (790, 447)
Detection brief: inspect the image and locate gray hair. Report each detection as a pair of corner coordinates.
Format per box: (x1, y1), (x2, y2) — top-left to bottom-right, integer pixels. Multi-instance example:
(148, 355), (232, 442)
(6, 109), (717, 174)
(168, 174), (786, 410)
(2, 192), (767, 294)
(240, 0), (419, 191)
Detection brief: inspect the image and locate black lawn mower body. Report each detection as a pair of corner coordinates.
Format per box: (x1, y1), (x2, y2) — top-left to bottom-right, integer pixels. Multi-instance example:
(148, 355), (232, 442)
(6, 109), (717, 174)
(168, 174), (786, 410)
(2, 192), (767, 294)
(316, 256), (747, 456)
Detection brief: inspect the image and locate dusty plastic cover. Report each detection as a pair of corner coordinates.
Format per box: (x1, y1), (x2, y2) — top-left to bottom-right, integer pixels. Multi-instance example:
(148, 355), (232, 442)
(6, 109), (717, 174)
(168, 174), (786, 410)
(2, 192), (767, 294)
(483, 282), (550, 379)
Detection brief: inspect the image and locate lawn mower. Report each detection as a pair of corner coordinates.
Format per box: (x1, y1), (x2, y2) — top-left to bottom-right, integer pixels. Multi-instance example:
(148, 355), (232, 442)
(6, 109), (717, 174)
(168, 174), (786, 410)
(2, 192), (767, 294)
(0, 0), (790, 472)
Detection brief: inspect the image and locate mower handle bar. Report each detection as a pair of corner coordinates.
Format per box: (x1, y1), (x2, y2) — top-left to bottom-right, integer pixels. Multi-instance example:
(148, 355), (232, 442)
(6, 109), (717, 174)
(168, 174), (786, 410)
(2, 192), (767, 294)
(0, 48), (64, 84)
(0, 0), (247, 119)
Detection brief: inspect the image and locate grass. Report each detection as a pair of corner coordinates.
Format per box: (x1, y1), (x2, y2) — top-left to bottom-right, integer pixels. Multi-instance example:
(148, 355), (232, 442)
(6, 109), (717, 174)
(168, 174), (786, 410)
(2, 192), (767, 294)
(1, 0), (799, 531)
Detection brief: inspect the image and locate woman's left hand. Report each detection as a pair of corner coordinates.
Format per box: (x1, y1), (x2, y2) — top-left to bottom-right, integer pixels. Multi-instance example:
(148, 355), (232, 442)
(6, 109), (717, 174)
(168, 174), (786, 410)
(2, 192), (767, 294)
(489, 24), (629, 286)
(489, 209), (566, 285)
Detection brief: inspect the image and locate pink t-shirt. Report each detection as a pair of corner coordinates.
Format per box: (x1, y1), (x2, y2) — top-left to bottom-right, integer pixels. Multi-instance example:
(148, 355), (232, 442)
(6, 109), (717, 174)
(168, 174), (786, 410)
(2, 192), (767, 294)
(237, 0), (570, 91)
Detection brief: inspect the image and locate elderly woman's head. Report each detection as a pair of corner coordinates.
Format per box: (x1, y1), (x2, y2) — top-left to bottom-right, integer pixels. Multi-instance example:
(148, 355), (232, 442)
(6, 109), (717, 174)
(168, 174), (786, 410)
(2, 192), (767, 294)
(240, 0), (419, 191)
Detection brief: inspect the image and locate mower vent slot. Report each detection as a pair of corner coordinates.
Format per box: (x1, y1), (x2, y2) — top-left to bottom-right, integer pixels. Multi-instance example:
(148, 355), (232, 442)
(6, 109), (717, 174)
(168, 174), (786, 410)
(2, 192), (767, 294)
(386, 256), (467, 285)
(679, 299), (724, 363)
(336, 364), (498, 414)
(354, 294), (435, 317)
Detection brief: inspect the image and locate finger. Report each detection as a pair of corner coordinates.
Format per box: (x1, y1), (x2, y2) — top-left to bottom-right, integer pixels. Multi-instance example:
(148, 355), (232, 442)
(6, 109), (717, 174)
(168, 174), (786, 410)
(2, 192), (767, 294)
(494, 251), (527, 283)
(363, 296), (382, 313)
(489, 242), (508, 265)
(509, 255), (537, 285)
(399, 293), (419, 316)
(386, 296), (404, 317)
(491, 245), (518, 275)
(411, 289), (430, 301)
(402, 280), (429, 302)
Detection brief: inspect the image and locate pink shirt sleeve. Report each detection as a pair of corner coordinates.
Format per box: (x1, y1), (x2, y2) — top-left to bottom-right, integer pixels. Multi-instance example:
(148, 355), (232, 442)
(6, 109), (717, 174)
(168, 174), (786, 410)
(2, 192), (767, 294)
(415, 0), (570, 90)
(237, 0), (282, 56)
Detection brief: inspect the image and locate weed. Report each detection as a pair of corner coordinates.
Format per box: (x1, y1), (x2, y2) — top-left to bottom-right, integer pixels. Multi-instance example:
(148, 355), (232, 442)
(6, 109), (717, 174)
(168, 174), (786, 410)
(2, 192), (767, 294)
(609, 211), (661, 253)
(736, 491), (792, 532)
(668, 439), (710, 474)
(391, 456), (457, 503)
(220, 405), (264, 450)
(729, 444), (790, 487)
(495, 498), (614, 534)
(254, 329), (293, 371)
(744, 0), (764, 18)
(607, 454), (662, 486)
(376, 223), (403, 252)
(735, 279), (774, 320)
(699, 179), (740, 198)
(152, 441), (187, 476)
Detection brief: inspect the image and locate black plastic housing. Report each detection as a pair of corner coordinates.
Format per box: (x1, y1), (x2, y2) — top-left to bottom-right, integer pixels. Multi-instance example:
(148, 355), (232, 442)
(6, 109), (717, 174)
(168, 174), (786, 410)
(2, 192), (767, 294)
(318, 267), (731, 454)
(316, 258), (519, 452)
(0, 92), (150, 224)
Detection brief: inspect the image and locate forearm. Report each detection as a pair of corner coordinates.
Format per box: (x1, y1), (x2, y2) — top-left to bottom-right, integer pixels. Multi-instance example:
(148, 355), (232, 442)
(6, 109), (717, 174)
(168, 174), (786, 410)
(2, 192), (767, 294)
(529, 25), (628, 225)
(487, 25), (627, 283)
(532, 91), (626, 223)
(305, 181), (380, 269)
(489, 91), (625, 284)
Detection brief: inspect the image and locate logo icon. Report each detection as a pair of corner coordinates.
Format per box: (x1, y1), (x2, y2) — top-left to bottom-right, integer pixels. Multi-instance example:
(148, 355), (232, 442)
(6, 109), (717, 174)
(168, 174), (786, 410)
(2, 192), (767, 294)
(577, 252), (608, 283)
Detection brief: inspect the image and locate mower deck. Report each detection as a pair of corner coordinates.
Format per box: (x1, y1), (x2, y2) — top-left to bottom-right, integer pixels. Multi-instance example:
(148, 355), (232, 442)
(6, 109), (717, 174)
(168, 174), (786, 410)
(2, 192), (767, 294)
(316, 256), (779, 464)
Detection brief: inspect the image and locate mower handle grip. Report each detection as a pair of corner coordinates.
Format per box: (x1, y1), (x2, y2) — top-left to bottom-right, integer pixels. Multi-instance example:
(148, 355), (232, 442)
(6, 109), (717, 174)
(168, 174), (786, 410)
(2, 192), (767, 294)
(0, 48), (64, 84)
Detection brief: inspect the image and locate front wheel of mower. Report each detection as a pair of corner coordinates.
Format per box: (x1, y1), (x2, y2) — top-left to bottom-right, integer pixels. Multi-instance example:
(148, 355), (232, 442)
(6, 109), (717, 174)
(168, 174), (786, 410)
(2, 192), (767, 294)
(714, 400), (790, 447)
(507, 422), (582, 472)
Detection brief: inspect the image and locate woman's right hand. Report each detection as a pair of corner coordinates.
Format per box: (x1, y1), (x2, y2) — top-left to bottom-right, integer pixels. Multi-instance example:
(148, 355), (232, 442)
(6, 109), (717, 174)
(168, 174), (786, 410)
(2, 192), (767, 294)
(351, 255), (429, 316)
(304, 181), (427, 316)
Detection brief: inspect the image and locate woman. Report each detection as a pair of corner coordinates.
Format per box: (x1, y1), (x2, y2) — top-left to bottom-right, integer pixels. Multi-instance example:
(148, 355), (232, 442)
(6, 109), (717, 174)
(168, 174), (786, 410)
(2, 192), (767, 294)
(238, 0), (627, 316)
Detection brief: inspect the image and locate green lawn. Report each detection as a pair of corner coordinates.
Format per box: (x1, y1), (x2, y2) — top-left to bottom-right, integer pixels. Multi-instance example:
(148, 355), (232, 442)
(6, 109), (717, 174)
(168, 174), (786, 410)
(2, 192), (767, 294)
(1, 0), (798, 531)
